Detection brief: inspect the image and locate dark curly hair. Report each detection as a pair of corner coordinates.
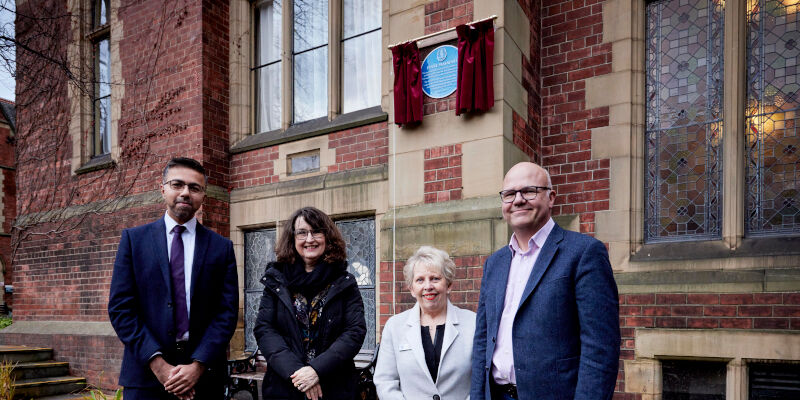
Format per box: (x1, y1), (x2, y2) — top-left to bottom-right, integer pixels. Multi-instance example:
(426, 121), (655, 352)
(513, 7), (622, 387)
(275, 207), (348, 265)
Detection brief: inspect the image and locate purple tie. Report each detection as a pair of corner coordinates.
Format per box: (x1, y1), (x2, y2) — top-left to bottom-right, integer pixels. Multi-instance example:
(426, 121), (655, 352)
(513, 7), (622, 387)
(170, 225), (189, 339)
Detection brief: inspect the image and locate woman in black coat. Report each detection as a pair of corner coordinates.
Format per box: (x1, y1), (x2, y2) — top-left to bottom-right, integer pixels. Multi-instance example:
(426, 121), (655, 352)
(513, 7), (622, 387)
(254, 206), (367, 400)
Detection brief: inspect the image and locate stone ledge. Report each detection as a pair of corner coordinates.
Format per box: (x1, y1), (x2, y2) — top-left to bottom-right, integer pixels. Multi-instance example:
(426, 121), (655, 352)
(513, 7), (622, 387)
(0, 321), (117, 336)
(230, 165), (388, 203)
(631, 236), (800, 262)
(635, 328), (800, 360)
(230, 107), (388, 154)
(615, 268), (800, 293)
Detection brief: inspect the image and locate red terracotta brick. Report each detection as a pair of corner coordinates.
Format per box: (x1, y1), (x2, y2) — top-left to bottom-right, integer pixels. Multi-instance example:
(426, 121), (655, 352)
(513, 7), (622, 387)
(753, 318), (789, 330)
(657, 294), (687, 304)
(738, 306), (772, 317)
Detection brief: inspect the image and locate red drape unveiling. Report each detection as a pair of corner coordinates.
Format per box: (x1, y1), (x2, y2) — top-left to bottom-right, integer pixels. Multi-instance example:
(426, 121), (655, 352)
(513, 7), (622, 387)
(455, 19), (495, 115)
(392, 42), (423, 125)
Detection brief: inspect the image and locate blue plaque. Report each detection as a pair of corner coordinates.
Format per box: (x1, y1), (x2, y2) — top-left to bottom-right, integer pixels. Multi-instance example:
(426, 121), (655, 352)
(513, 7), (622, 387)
(421, 45), (458, 99)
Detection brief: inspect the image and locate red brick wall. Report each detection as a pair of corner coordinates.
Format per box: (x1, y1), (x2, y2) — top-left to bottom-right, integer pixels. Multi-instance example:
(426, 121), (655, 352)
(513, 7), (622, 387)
(230, 121), (389, 188)
(541, 0), (611, 236)
(425, 0), (473, 34)
(517, 0), (543, 163)
(617, 292), (800, 397)
(1, 332), (122, 390)
(423, 144), (463, 203)
(0, 119), (13, 309)
(328, 122), (389, 173)
(230, 146), (279, 190)
(378, 255), (485, 328)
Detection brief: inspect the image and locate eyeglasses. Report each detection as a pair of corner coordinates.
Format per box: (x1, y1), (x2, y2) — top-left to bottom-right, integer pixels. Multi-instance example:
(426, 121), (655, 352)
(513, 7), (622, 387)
(295, 229), (324, 240)
(499, 186), (551, 203)
(163, 179), (205, 194)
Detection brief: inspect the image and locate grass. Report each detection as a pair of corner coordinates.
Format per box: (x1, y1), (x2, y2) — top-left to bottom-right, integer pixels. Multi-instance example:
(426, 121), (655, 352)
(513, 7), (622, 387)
(0, 361), (14, 400)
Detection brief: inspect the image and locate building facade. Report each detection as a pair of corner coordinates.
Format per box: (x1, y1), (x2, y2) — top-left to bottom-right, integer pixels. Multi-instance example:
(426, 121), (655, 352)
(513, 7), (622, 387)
(1, 0), (798, 397)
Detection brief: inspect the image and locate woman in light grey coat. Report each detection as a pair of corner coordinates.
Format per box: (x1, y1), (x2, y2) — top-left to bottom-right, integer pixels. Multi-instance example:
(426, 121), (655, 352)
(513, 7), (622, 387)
(374, 246), (475, 400)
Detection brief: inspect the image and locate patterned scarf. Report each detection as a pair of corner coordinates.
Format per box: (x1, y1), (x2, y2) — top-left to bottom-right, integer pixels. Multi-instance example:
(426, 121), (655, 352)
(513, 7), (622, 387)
(293, 283), (333, 362)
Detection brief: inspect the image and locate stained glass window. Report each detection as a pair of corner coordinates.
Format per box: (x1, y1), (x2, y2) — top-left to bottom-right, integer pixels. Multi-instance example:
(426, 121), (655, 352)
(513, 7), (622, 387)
(645, 0), (724, 242)
(745, 0), (800, 236)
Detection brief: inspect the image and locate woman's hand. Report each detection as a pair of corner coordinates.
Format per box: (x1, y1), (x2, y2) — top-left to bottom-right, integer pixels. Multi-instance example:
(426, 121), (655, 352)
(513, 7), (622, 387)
(290, 366), (320, 393)
(303, 383), (323, 400)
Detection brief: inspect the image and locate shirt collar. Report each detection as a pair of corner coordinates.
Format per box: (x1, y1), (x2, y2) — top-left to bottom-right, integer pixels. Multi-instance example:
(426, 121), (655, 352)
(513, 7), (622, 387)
(164, 212), (197, 235)
(508, 218), (555, 256)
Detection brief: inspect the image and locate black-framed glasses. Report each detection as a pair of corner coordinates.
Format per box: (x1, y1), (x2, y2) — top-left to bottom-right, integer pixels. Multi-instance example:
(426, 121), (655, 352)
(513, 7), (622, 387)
(163, 179), (205, 194)
(499, 186), (551, 203)
(295, 229), (324, 240)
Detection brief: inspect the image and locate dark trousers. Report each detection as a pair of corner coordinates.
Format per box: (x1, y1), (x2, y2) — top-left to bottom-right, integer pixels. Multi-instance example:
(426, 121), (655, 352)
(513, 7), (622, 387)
(490, 378), (518, 400)
(124, 342), (224, 400)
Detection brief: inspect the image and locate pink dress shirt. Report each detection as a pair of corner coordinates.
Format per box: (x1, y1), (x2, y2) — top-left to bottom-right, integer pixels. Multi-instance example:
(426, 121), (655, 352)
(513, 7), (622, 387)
(491, 218), (555, 385)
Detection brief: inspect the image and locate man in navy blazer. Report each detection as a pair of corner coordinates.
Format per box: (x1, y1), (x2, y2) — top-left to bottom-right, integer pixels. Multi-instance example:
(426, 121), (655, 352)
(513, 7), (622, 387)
(109, 157), (238, 399)
(471, 162), (620, 400)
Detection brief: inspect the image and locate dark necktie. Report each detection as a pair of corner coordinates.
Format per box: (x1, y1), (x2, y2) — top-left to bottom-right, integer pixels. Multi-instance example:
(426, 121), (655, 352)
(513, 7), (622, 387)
(170, 225), (189, 340)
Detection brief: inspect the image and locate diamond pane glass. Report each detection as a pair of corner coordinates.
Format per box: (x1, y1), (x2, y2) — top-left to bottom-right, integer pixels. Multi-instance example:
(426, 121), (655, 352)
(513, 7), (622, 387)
(645, 0), (724, 242)
(745, 0), (800, 236)
(335, 218), (377, 350)
(244, 229), (277, 352)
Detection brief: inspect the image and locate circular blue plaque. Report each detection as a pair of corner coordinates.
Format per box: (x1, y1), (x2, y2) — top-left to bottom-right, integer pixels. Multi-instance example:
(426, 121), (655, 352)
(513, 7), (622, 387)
(421, 45), (458, 99)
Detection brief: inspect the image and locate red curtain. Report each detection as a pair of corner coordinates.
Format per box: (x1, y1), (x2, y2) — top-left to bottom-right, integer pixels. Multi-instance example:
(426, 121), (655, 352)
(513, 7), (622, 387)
(455, 20), (495, 115)
(392, 42), (423, 126)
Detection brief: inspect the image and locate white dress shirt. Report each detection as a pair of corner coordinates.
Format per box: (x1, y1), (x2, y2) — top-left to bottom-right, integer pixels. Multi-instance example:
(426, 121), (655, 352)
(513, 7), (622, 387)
(491, 218), (555, 385)
(164, 213), (197, 340)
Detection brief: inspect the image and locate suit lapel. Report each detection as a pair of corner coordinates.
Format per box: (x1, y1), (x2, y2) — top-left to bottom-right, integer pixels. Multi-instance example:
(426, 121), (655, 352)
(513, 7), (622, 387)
(517, 224), (563, 310)
(493, 248), (512, 324)
(405, 304), (435, 385)
(191, 223), (210, 301)
(152, 218), (172, 297)
(440, 301), (460, 362)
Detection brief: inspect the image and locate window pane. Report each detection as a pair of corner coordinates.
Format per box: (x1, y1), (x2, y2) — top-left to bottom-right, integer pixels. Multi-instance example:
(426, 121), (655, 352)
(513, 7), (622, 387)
(342, 30), (380, 113)
(256, 63), (281, 132)
(289, 152), (320, 174)
(293, 46), (327, 122)
(294, 0), (328, 53)
(95, 96), (110, 155)
(343, 0), (381, 39)
(749, 362), (800, 399)
(256, 0), (282, 67)
(98, 39), (110, 98)
(644, 0), (724, 242)
(94, 37), (111, 156)
(95, 0), (109, 27)
(662, 360), (726, 400)
(745, 0), (800, 236)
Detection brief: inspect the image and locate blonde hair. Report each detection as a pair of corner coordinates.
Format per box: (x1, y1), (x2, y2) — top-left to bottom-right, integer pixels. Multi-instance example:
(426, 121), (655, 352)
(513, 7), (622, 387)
(403, 246), (456, 288)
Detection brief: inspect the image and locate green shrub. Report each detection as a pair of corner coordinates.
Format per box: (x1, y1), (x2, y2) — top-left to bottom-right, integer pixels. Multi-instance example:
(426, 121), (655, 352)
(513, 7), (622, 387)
(0, 317), (10, 330)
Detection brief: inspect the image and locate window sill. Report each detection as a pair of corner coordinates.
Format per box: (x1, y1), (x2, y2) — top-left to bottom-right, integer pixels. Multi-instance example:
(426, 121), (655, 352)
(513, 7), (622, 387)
(230, 106), (388, 154)
(74, 154), (114, 175)
(630, 235), (800, 262)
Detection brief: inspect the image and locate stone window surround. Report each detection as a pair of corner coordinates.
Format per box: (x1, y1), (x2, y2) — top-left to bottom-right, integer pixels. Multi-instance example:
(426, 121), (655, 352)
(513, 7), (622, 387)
(68, 0), (122, 175)
(625, 329), (800, 399)
(593, 0), (800, 273)
(229, 0), (386, 152)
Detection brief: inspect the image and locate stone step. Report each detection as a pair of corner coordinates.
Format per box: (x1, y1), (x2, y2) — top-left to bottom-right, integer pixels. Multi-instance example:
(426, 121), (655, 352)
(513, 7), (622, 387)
(0, 345), (53, 363)
(12, 376), (87, 399)
(11, 360), (70, 380)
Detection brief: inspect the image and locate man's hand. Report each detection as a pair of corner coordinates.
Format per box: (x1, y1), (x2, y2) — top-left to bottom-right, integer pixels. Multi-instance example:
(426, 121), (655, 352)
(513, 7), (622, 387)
(164, 361), (205, 396)
(290, 366), (320, 394)
(149, 356), (175, 385)
(304, 383), (323, 400)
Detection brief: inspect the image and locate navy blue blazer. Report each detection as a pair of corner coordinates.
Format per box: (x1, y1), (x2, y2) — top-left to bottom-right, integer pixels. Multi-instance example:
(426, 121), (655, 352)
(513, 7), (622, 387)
(108, 218), (239, 388)
(470, 223), (620, 400)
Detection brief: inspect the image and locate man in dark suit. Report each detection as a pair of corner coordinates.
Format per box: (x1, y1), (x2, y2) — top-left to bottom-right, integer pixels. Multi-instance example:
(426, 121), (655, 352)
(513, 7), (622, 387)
(471, 162), (620, 400)
(109, 157), (238, 399)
